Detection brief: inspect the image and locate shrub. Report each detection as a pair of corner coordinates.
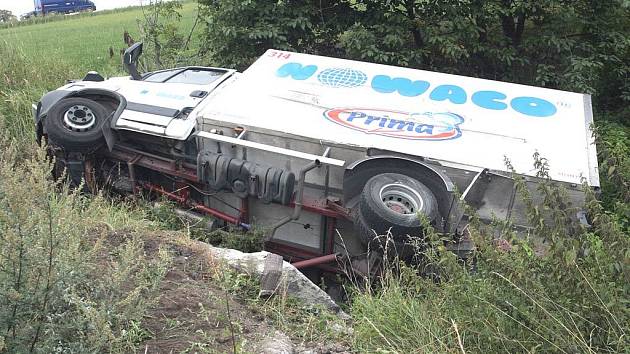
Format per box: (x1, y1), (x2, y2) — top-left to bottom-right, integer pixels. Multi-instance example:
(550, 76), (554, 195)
(595, 118), (630, 233)
(0, 129), (171, 352)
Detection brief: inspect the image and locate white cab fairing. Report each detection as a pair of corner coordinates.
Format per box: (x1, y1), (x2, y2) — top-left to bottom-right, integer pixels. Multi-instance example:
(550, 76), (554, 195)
(57, 68), (236, 140)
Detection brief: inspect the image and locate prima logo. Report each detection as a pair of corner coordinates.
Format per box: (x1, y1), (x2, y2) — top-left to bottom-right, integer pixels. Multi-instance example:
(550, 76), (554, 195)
(324, 108), (464, 141)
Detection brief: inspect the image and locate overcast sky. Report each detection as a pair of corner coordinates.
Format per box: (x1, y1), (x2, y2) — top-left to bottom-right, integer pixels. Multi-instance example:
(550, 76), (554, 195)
(0, 0), (149, 16)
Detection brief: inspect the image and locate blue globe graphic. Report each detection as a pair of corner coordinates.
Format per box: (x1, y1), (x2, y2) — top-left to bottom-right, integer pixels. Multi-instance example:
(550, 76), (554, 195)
(317, 68), (368, 88)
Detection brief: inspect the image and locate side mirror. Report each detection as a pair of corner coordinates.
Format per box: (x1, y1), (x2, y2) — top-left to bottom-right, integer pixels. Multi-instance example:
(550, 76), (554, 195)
(123, 42), (143, 80)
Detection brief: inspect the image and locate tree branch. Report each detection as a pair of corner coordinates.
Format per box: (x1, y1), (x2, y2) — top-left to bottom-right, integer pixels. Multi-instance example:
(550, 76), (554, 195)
(405, 0), (424, 49)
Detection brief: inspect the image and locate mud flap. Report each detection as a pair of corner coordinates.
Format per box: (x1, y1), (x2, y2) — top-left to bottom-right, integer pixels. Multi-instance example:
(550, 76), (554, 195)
(65, 159), (86, 188)
(102, 112), (118, 152)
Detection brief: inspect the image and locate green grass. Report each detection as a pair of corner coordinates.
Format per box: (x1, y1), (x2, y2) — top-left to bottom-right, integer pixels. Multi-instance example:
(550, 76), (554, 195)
(0, 121), (174, 352)
(0, 1), (200, 77)
(0, 6), (198, 352)
(0, 1), (203, 141)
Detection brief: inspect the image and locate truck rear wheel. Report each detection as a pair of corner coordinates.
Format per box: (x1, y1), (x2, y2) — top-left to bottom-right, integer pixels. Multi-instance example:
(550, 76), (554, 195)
(356, 173), (438, 244)
(44, 97), (107, 152)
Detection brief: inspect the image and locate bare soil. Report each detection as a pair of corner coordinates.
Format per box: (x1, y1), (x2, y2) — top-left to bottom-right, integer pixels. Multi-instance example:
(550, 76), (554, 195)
(100, 230), (350, 354)
(132, 232), (269, 353)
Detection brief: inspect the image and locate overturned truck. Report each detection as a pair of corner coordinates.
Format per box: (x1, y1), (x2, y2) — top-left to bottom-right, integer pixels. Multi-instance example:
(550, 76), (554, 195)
(33, 43), (599, 274)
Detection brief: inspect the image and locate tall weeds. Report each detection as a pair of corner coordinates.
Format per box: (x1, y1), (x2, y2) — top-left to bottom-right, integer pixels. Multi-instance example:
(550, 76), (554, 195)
(351, 152), (629, 353)
(0, 127), (172, 352)
(0, 39), (79, 142)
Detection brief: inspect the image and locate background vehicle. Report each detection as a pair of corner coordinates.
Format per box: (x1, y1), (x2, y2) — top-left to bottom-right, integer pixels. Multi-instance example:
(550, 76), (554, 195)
(33, 44), (599, 275)
(34, 0), (96, 16)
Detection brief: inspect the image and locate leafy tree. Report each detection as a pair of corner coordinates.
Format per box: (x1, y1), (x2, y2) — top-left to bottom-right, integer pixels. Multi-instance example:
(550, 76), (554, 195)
(338, 0), (629, 112)
(0, 9), (16, 23)
(197, 0), (357, 70)
(198, 0), (629, 114)
(138, 0), (185, 70)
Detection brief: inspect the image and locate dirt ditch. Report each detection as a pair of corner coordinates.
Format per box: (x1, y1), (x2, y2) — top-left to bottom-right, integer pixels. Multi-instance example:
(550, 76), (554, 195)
(99, 230), (351, 353)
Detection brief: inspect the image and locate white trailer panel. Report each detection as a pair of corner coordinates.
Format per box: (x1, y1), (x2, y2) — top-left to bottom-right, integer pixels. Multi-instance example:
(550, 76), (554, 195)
(200, 50), (599, 186)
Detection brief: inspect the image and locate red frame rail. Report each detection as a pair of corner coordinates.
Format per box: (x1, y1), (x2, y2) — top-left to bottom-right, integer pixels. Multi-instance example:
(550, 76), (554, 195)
(106, 146), (347, 271)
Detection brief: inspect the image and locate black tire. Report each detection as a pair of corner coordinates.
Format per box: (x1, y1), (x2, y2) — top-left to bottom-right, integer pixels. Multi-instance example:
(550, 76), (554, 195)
(44, 97), (108, 152)
(359, 173), (438, 241)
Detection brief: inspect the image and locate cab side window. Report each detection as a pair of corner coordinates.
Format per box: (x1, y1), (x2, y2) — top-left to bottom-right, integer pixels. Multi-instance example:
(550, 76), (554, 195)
(165, 69), (226, 85)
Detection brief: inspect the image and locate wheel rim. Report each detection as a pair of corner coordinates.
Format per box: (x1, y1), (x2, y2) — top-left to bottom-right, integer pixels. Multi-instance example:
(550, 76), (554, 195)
(379, 183), (423, 215)
(63, 105), (97, 132)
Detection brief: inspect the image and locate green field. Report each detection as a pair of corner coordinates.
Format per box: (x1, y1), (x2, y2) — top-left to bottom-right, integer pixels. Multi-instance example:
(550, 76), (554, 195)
(0, 2), (201, 139)
(0, 2), (199, 76)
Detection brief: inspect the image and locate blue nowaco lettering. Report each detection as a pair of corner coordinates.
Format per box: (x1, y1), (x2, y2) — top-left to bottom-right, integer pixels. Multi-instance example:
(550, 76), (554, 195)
(276, 62), (318, 80)
(471, 91), (508, 110)
(276, 62), (558, 118)
(428, 84), (468, 105)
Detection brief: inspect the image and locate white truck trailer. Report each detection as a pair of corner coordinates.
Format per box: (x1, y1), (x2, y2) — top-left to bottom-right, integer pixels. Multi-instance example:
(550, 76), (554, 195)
(33, 43), (599, 273)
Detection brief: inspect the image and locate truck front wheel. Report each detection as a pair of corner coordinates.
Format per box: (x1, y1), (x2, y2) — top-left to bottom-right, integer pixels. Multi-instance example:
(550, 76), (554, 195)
(44, 97), (107, 152)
